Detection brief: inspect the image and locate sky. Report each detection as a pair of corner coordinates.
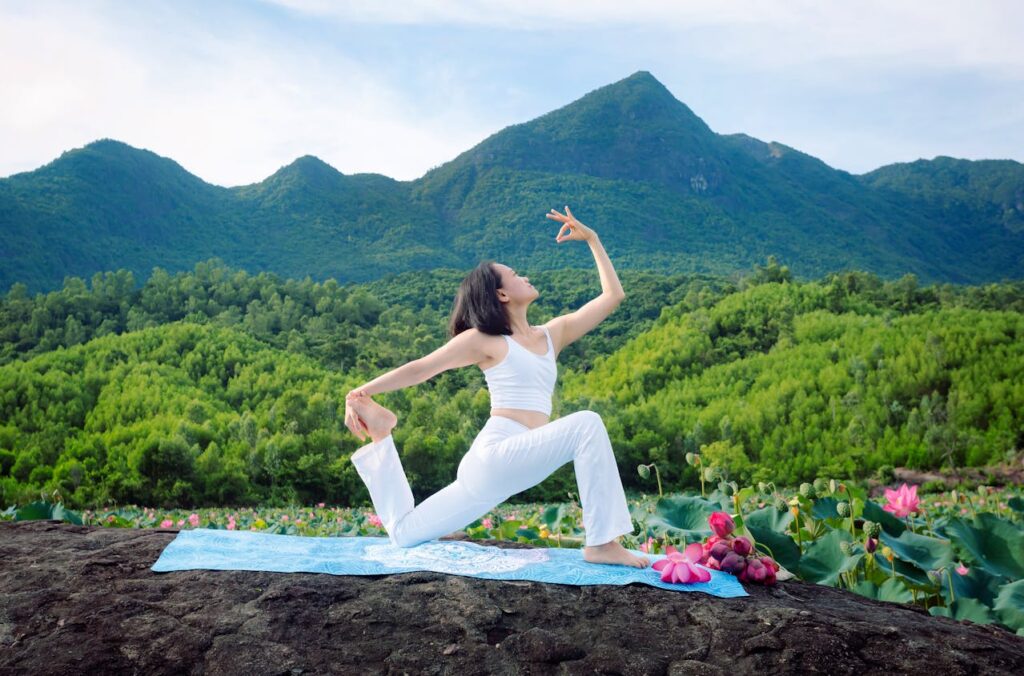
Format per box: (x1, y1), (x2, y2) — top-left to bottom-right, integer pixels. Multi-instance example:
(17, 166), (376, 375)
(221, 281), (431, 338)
(2, 0), (1022, 187)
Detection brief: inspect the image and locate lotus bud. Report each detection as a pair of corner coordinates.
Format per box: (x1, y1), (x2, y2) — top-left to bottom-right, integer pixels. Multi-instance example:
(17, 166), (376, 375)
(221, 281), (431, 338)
(708, 511), (736, 538)
(799, 483), (816, 499)
(746, 558), (768, 582)
(685, 452), (697, 466)
(637, 464), (650, 479)
(950, 489), (959, 503)
(720, 551), (747, 575)
(839, 541), (853, 555)
(732, 536), (753, 557)
(829, 478), (838, 494)
(710, 541), (731, 561)
(864, 520), (881, 538)
(865, 537), (877, 553)
(836, 501), (851, 517)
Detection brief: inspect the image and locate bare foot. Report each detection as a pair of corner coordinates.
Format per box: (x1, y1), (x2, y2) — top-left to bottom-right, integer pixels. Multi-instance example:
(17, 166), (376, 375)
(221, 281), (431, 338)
(349, 395), (398, 443)
(583, 539), (650, 568)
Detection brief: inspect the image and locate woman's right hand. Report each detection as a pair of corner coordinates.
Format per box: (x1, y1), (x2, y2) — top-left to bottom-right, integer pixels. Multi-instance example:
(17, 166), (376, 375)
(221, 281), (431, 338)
(346, 387), (370, 402)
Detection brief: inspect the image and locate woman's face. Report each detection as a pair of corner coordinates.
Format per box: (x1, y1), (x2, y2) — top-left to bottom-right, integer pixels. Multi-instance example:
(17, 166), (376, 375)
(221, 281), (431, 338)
(494, 263), (538, 306)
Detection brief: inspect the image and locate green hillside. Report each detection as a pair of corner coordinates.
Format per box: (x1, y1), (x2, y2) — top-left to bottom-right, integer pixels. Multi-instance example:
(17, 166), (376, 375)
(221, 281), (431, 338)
(562, 279), (1024, 489)
(2, 72), (1022, 294)
(1, 259), (1021, 510)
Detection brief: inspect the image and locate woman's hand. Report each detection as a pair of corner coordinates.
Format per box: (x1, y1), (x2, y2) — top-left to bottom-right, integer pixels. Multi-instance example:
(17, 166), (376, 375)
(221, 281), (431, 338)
(546, 205), (596, 243)
(344, 392), (370, 441)
(346, 387), (370, 402)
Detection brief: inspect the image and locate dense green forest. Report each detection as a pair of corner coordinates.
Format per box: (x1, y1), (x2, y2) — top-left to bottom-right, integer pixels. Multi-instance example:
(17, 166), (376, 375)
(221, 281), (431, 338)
(1, 257), (1022, 511)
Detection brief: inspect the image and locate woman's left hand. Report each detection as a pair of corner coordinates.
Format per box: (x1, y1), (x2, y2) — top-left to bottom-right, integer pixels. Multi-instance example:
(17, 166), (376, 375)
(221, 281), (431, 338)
(547, 205), (596, 243)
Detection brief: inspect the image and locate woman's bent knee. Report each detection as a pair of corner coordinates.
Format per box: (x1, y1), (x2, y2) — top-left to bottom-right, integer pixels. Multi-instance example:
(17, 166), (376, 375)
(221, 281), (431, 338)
(573, 410), (603, 427)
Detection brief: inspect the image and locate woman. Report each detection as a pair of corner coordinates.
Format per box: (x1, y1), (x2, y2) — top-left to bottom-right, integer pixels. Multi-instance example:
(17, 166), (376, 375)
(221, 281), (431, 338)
(344, 205), (648, 568)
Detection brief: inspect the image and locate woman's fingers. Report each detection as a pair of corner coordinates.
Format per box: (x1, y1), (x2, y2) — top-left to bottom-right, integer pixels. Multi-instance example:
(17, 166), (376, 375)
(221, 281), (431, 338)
(345, 404), (368, 441)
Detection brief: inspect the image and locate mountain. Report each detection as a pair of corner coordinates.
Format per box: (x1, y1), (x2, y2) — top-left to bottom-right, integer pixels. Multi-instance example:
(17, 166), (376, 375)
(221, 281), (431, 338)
(2, 71), (1022, 293)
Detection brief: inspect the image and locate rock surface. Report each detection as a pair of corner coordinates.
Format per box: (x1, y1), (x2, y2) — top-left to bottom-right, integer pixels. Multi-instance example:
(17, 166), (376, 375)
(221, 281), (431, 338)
(2, 520), (1023, 675)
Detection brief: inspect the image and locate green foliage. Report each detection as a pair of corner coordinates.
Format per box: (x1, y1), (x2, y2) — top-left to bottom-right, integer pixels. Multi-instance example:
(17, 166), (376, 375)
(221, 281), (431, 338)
(1, 257), (1023, 511)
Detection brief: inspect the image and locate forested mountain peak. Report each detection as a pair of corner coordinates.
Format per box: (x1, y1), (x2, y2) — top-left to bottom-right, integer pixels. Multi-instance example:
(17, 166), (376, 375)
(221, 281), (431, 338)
(419, 70), (722, 189)
(2, 138), (212, 193)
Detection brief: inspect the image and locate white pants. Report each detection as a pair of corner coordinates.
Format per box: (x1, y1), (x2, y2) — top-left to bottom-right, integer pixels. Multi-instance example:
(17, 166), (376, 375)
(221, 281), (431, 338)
(350, 410), (635, 548)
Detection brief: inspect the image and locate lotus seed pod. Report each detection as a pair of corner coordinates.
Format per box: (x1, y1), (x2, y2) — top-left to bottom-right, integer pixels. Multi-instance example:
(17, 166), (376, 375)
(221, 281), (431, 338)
(836, 501), (851, 517)
(813, 478), (828, 493)
(839, 541), (853, 555)
(757, 482), (768, 493)
(637, 464), (650, 479)
(864, 520), (881, 538)
(703, 467), (717, 482)
(799, 483), (816, 499)
(685, 452), (696, 466)
(773, 497), (788, 512)
(721, 481), (735, 497)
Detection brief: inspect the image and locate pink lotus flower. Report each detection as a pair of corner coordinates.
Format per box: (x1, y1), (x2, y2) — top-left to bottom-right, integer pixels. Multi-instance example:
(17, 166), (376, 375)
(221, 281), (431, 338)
(188, 513), (200, 527)
(281, 515), (289, 522)
(177, 519), (185, 526)
(366, 512), (383, 528)
(160, 519), (173, 528)
(956, 563), (969, 575)
(652, 543), (711, 585)
(883, 483), (920, 518)
(481, 517), (494, 529)
(227, 517), (236, 531)
(708, 511), (735, 538)
(317, 502), (325, 507)
(639, 537), (655, 553)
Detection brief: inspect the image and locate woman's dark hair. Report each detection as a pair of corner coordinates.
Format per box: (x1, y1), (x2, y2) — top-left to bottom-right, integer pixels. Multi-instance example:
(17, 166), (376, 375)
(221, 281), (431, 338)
(447, 260), (511, 338)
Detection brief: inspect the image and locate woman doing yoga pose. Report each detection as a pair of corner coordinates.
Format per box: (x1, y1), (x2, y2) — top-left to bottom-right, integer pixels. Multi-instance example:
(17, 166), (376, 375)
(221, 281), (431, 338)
(344, 206), (649, 568)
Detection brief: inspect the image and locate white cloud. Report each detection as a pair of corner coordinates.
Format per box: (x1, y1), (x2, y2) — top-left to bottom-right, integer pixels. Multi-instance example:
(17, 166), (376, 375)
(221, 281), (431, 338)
(264, 0), (1024, 75)
(0, 1), (496, 185)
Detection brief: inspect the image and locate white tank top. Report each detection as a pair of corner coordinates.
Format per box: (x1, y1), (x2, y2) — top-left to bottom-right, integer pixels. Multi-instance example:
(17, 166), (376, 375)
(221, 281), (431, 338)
(481, 326), (557, 415)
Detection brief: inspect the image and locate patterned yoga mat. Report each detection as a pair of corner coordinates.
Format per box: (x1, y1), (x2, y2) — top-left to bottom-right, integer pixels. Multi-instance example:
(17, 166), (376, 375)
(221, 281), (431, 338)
(151, 528), (749, 598)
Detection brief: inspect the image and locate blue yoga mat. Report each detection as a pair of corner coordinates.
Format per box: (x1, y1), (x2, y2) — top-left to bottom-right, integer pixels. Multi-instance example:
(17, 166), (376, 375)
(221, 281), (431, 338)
(151, 528), (749, 598)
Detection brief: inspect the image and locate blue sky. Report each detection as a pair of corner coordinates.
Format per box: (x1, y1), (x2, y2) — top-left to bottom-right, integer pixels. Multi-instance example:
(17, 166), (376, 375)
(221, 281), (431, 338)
(2, 0), (1022, 186)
